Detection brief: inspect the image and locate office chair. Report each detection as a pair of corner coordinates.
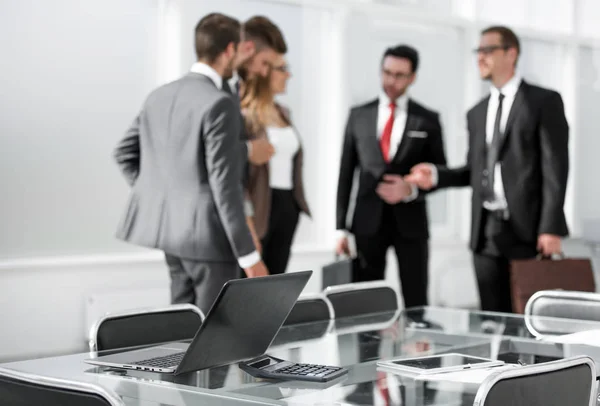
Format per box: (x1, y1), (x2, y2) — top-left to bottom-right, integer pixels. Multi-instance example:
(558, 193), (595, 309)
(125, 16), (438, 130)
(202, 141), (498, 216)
(524, 290), (600, 338)
(324, 281), (399, 319)
(0, 366), (124, 406)
(283, 294), (334, 326)
(89, 303), (204, 352)
(473, 355), (597, 406)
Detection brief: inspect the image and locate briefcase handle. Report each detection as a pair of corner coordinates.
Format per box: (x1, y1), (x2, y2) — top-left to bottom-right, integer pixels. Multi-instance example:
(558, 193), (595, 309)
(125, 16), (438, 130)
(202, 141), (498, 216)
(536, 252), (565, 260)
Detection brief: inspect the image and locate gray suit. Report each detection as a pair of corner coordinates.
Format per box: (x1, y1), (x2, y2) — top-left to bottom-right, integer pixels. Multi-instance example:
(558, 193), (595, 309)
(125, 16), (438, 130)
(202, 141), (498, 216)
(114, 72), (255, 312)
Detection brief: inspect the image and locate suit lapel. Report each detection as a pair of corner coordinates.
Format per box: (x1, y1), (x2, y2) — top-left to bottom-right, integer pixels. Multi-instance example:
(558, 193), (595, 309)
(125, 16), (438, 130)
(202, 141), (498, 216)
(475, 97), (490, 159)
(362, 101), (386, 165)
(498, 80), (526, 154)
(391, 100), (419, 163)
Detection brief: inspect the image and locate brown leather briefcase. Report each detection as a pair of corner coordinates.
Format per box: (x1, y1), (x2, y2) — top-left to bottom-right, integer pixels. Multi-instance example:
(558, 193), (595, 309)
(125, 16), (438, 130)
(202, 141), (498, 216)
(510, 255), (595, 314)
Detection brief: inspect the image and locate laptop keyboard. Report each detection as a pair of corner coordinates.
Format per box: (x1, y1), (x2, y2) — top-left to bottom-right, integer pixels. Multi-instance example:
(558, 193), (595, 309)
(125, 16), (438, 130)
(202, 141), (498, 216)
(131, 351), (186, 368)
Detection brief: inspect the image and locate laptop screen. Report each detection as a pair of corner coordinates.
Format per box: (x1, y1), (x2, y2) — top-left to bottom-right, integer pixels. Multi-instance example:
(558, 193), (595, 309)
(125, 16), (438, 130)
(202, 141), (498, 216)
(175, 270), (312, 374)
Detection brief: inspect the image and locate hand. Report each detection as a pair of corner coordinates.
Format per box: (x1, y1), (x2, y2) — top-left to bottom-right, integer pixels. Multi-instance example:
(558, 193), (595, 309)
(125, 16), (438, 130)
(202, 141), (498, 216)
(537, 234), (562, 256)
(405, 163), (434, 190)
(244, 260), (269, 278)
(248, 138), (275, 165)
(335, 236), (350, 256)
(376, 174), (412, 204)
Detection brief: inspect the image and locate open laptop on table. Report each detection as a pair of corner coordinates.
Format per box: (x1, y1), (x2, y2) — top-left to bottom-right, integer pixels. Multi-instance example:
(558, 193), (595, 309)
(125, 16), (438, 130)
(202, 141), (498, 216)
(85, 271), (312, 375)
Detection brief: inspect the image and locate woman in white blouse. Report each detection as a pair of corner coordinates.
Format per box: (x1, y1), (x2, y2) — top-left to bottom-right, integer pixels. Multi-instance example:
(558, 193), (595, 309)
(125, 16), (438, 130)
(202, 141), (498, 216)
(241, 53), (310, 275)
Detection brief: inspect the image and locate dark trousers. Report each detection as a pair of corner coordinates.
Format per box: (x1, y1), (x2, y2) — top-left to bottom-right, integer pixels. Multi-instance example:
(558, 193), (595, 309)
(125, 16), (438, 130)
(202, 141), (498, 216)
(261, 188), (300, 275)
(165, 254), (238, 315)
(473, 209), (537, 313)
(354, 205), (429, 308)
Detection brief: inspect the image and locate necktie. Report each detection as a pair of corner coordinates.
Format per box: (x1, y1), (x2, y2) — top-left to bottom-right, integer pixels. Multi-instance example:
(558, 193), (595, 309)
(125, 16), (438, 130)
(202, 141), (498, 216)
(482, 92), (505, 202)
(380, 102), (396, 162)
(221, 80), (231, 94)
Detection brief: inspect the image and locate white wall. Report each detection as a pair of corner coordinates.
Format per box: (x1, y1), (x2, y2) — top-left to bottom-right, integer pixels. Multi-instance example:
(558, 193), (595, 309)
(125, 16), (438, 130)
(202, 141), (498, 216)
(0, 0), (160, 258)
(2, 0), (600, 362)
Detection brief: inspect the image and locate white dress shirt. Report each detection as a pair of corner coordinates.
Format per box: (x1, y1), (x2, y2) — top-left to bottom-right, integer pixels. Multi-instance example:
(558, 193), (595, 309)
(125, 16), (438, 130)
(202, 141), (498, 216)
(267, 126), (299, 190)
(483, 73), (522, 212)
(378, 93), (418, 202)
(190, 62), (222, 89)
(190, 63), (260, 269)
(228, 72), (240, 95)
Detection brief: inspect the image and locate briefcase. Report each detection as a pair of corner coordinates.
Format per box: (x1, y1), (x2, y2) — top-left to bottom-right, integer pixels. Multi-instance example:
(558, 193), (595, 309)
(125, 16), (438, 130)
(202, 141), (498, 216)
(510, 255), (595, 314)
(322, 256), (356, 289)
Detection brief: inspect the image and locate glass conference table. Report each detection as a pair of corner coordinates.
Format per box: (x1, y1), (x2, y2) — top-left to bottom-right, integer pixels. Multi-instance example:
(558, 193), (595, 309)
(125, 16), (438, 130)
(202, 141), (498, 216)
(4, 306), (600, 405)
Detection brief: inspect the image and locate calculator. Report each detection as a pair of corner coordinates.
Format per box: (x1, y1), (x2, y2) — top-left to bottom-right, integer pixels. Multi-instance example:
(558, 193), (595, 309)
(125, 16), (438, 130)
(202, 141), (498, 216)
(239, 355), (348, 382)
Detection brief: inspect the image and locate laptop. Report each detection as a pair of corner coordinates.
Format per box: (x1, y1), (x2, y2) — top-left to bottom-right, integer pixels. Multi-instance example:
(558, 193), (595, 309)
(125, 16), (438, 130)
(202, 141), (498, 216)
(85, 271), (312, 375)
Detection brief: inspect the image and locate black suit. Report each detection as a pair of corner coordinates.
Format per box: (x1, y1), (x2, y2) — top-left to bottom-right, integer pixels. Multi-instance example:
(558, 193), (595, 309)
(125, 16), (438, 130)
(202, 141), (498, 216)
(436, 80), (569, 312)
(337, 98), (447, 308)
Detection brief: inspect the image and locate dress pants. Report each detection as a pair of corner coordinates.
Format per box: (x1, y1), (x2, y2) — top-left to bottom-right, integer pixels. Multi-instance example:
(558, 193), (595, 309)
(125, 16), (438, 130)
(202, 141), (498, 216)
(473, 209), (537, 313)
(165, 254), (238, 315)
(261, 188), (300, 275)
(353, 205), (429, 308)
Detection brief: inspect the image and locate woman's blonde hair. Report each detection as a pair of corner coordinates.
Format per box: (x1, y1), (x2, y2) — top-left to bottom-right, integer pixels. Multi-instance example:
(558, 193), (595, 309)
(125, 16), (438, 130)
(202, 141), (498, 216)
(240, 71), (289, 133)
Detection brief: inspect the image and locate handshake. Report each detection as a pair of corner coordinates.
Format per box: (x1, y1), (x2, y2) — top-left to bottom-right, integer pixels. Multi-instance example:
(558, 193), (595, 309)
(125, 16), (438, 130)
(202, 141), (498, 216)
(376, 163), (437, 204)
(404, 163), (436, 191)
(336, 163), (436, 256)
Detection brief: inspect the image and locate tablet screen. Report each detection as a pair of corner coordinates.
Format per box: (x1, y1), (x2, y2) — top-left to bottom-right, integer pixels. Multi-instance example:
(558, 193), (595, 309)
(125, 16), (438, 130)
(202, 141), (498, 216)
(391, 354), (491, 370)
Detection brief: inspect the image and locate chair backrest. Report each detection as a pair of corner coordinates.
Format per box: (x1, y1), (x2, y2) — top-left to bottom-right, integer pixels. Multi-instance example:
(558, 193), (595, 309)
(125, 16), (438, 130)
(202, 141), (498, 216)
(474, 356), (597, 406)
(89, 304), (204, 351)
(524, 290), (600, 337)
(323, 281), (399, 318)
(0, 367), (124, 406)
(283, 295), (333, 326)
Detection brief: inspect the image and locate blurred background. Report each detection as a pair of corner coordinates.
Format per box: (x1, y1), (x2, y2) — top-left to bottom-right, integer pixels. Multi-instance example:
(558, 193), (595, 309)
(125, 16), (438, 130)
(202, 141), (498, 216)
(1, 0), (600, 362)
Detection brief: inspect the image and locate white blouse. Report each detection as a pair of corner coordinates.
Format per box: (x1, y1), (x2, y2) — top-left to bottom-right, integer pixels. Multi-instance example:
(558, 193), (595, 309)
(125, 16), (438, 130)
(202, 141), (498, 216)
(266, 126), (300, 190)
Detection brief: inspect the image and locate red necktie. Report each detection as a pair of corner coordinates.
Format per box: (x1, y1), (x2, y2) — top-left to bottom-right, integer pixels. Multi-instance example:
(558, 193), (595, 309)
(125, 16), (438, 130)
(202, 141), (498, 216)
(376, 371), (390, 405)
(380, 102), (396, 162)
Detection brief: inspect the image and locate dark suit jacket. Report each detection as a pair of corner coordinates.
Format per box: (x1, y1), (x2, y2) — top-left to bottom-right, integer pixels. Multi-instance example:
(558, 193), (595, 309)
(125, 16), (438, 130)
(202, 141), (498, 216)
(436, 80), (569, 250)
(113, 73), (255, 261)
(336, 98), (447, 238)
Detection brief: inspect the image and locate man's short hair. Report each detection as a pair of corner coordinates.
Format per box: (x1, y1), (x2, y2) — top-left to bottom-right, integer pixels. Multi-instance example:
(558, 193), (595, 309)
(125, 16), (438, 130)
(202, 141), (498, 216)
(382, 45), (419, 73)
(481, 25), (520, 57)
(194, 13), (241, 63)
(242, 16), (287, 54)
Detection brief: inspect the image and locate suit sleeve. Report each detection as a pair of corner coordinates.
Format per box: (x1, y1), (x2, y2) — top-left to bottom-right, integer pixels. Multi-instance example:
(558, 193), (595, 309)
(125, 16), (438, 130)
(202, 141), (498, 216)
(427, 113), (447, 166)
(336, 110), (358, 230)
(436, 113), (473, 188)
(114, 113), (141, 186)
(415, 112), (448, 196)
(538, 92), (569, 236)
(204, 96), (256, 259)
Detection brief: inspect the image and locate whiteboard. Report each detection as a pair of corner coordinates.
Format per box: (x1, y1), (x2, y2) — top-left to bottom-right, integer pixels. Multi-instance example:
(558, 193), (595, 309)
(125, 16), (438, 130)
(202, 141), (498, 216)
(0, 0), (160, 259)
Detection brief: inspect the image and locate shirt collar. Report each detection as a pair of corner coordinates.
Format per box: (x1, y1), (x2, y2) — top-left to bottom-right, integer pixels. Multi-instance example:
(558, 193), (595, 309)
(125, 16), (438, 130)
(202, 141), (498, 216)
(190, 62), (222, 90)
(379, 92), (409, 110)
(490, 73), (522, 99)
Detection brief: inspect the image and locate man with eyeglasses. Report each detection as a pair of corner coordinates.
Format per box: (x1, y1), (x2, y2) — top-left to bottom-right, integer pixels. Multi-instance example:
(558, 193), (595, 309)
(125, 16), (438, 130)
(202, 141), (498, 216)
(336, 45), (447, 309)
(407, 26), (569, 313)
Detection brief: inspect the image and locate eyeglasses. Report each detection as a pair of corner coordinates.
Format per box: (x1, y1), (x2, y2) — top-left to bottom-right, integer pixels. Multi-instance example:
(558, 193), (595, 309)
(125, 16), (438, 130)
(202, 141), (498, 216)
(272, 64), (289, 73)
(473, 45), (509, 55)
(382, 69), (413, 81)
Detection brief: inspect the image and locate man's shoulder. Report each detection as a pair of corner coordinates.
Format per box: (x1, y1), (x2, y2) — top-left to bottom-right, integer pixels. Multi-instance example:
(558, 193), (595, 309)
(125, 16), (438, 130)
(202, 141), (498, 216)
(466, 95), (490, 118)
(147, 75), (229, 110)
(523, 81), (562, 102)
(408, 99), (439, 119)
(347, 99), (378, 119)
